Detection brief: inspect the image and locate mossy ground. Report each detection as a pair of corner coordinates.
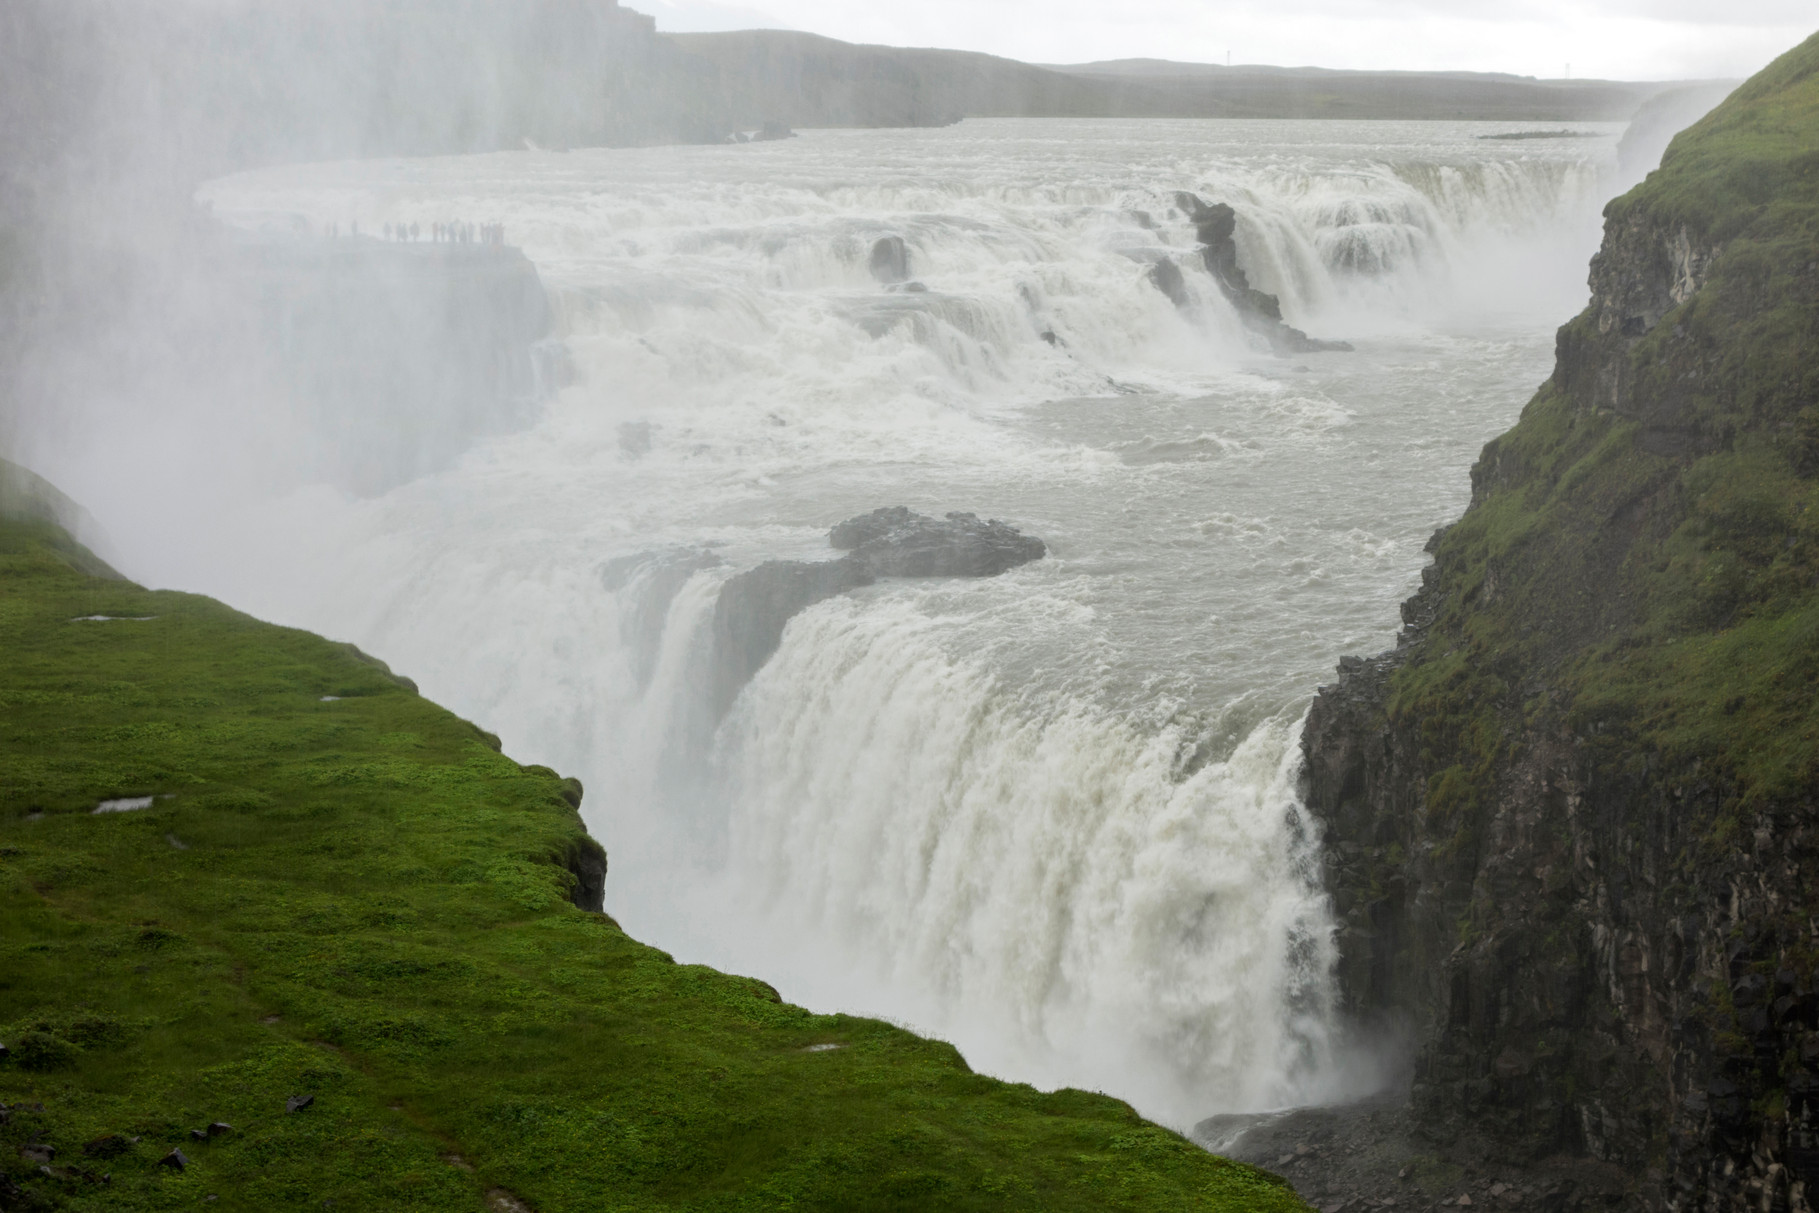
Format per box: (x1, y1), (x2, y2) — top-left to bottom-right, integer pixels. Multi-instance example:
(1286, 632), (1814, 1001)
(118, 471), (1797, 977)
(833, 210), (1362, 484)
(0, 515), (1304, 1211)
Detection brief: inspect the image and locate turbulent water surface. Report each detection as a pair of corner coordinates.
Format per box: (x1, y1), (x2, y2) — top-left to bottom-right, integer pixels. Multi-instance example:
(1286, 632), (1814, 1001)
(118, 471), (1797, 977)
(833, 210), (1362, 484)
(76, 118), (1620, 1128)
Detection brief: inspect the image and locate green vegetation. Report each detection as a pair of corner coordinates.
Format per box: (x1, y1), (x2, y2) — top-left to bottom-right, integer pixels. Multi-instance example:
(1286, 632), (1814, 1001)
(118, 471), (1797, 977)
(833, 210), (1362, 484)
(1615, 36), (1819, 238)
(0, 503), (1303, 1211)
(1388, 31), (1819, 817)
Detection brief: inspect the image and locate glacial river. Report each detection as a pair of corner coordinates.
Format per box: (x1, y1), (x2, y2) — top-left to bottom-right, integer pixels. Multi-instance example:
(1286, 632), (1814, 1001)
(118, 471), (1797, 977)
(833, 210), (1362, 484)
(84, 118), (1620, 1127)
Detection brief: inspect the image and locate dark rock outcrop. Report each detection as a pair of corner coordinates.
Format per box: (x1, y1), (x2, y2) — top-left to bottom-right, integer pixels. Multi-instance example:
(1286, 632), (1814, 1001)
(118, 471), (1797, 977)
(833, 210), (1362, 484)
(830, 507), (1047, 577)
(870, 236), (911, 285)
(709, 557), (874, 717)
(1147, 258), (1190, 308)
(1300, 35), (1819, 1211)
(1172, 192), (1352, 354)
(1199, 1096), (1636, 1212)
(708, 508), (1046, 715)
(564, 835), (608, 914)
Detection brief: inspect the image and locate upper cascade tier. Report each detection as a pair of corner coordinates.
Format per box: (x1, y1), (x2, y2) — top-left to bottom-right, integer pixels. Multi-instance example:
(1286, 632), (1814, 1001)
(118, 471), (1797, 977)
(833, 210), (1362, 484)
(193, 120), (1616, 494)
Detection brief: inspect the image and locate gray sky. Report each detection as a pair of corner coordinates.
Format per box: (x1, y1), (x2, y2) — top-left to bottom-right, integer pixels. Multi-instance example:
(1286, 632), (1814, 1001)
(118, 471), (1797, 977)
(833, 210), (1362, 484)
(637, 0), (1815, 81)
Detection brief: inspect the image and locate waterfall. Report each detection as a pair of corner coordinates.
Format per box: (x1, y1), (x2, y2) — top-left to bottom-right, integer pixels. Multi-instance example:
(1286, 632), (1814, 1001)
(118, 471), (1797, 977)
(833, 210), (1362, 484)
(43, 117), (1618, 1130)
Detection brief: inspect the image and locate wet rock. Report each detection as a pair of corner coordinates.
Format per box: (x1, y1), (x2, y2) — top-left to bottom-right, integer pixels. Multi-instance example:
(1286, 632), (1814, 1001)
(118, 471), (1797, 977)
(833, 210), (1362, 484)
(709, 556), (873, 717)
(159, 1148), (188, 1170)
(1173, 191), (1351, 354)
(1199, 1093), (1638, 1212)
(286, 1094), (314, 1113)
(707, 508), (1046, 716)
(869, 236), (910, 285)
(1147, 258), (1189, 308)
(82, 1135), (130, 1159)
(752, 120), (795, 142)
(19, 1143), (54, 1164)
(830, 507), (1046, 578)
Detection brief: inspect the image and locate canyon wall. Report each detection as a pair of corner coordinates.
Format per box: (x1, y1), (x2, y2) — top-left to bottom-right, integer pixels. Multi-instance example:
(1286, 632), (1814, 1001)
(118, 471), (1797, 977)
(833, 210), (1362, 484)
(1302, 32), (1819, 1212)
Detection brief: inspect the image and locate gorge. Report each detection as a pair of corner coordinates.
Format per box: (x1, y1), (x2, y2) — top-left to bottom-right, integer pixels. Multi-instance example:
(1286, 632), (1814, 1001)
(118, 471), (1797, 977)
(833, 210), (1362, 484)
(3, 4), (1816, 1210)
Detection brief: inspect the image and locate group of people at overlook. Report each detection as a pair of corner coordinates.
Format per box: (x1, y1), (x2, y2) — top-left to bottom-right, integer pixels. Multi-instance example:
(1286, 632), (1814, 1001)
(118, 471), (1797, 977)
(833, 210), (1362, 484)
(319, 219), (507, 246)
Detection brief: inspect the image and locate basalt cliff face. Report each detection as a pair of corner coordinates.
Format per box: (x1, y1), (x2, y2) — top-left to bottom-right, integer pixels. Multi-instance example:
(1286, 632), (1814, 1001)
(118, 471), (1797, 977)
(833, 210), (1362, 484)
(1303, 34), (1819, 1211)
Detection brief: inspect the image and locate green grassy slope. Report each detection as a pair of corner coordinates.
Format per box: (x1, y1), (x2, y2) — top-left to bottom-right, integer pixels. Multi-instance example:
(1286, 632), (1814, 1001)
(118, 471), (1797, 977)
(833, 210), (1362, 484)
(0, 511), (1304, 1211)
(1391, 31), (1819, 819)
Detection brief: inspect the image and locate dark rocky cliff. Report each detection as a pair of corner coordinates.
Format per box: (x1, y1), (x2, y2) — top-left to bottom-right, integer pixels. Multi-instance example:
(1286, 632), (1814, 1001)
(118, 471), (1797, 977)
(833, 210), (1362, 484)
(1302, 33), (1819, 1211)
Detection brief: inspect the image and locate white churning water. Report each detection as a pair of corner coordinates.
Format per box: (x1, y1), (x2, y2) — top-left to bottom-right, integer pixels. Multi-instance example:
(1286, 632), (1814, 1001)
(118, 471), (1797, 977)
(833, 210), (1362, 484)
(102, 118), (1618, 1127)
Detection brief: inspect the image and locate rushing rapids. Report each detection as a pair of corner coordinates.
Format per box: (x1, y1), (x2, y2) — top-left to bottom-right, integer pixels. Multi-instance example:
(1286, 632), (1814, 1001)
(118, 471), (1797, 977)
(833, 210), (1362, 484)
(36, 117), (1621, 1128)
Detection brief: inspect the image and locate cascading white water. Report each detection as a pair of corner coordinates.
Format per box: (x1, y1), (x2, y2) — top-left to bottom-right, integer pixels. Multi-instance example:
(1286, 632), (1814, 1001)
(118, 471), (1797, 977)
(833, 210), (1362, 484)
(716, 602), (1339, 1121)
(38, 117), (1620, 1131)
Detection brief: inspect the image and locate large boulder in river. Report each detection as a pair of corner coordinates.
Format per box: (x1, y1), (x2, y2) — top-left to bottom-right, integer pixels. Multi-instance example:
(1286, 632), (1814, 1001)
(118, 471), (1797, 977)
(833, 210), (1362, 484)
(831, 507), (1046, 577)
(707, 508), (1045, 716)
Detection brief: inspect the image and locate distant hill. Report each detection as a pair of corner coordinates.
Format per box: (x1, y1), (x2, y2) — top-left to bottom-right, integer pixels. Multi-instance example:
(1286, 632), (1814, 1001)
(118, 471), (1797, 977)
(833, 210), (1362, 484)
(673, 31), (1675, 128)
(1052, 58), (1664, 120)
(669, 31), (1125, 127)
